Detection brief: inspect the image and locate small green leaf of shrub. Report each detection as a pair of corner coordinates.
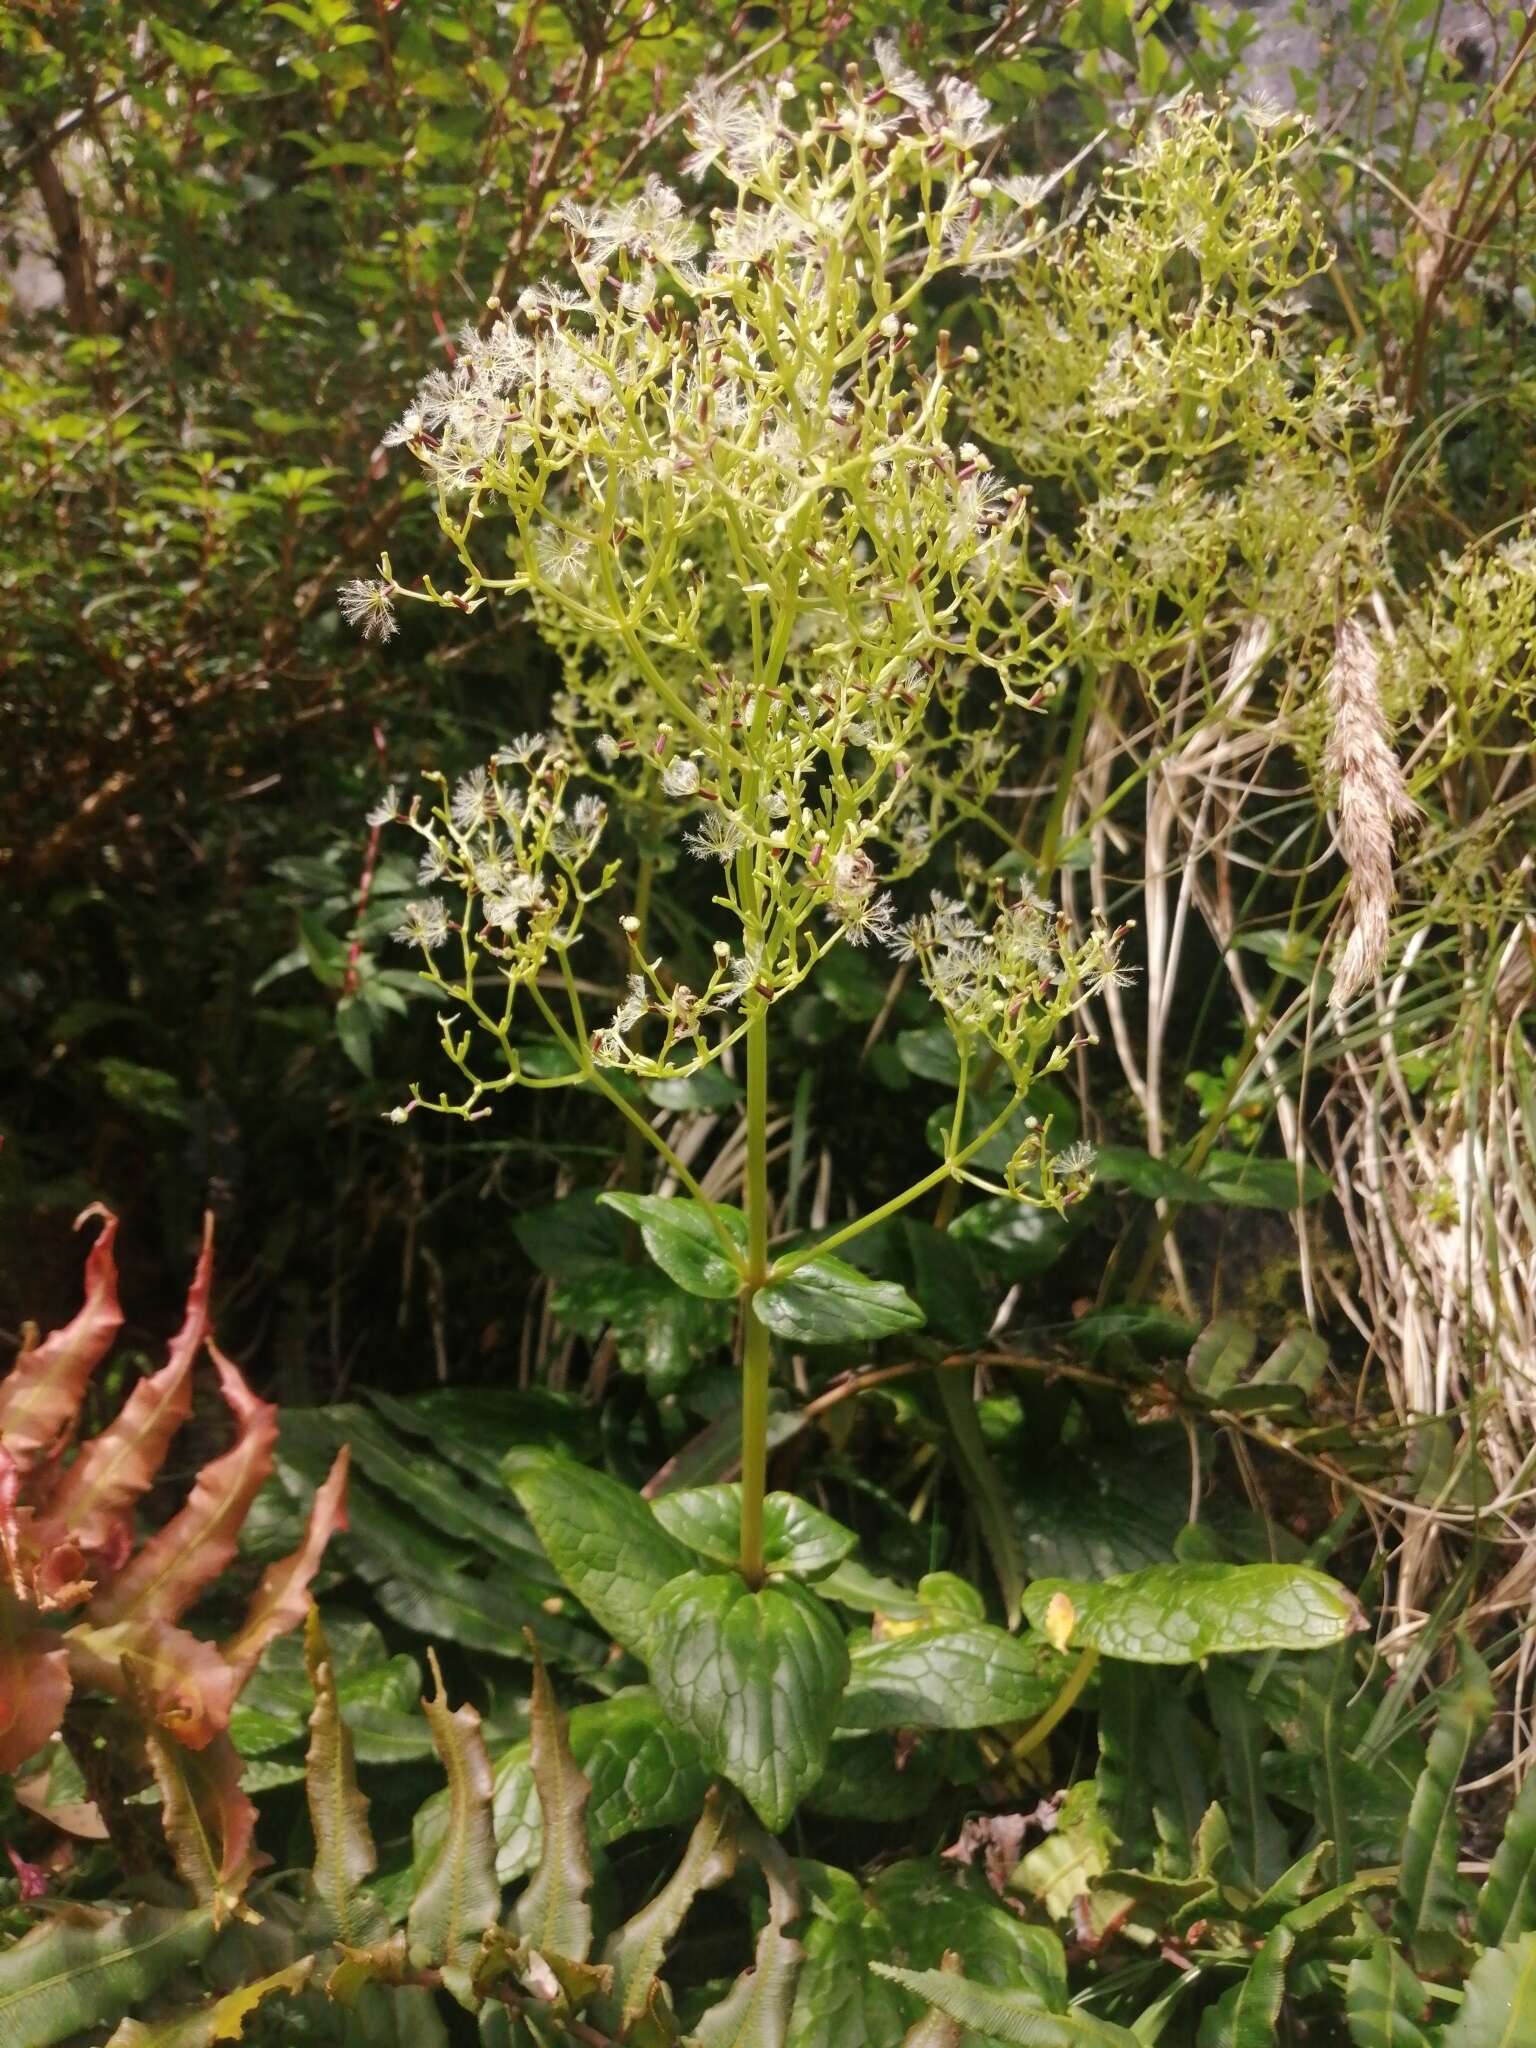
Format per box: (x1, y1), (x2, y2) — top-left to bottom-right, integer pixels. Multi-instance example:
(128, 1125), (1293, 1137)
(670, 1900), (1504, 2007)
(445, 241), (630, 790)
(754, 1254), (924, 1343)
(598, 1193), (746, 1298)
(652, 1485), (857, 1581)
(1021, 1563), (1364, 1663)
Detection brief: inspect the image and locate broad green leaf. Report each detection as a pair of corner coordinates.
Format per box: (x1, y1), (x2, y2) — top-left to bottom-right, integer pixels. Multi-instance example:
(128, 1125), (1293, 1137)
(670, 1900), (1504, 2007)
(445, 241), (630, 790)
(552, 1266), (730, 1396)
(1345, 1940), (1436, 2047)
(105, 1959), (316, 2045)
(0, 1907), (216, 2048)
(874, 1861), (1068, 2006)
(1441, 1932), (1536, 2047)
(1069, 1308), (1200, 1366)
(1396, 1638), (1493, 1953)
(1021, 1563), (1364, 1663)
(1478, 1763), (1536, 1946)
(416, 1690), (710, 1886)
(1206, 1663), (1287, 1891)
(788, 1860), (1063, 2048)
(597, 1193), (746, 1298)
(1250, 1329), (1329, 1392)
(408, 1653), (500, 1999)
(1230, 1925), (1293, 2047)
(645, 1569), (849, 1830)
(754, 1254), (924, 1343)
(513, 1649), (594, 1966)
(304, 1608), (383, 1946)
(786, 1863), (908, 2048)
(1197, 1152), (1332, 1210)
(301, 1403), (542, 1575)
(652, 1486), (856, 1581)
(949, 1198), (1073, 1280)
(514, 1193), (625, 1275)
(902, 1222), (991, 1348)
(505, 1450), (693, 1652)
(817, 1560), (931, 1622)
(1185, 1318), (1256, 1400)
(693, 1835), (804, 2048)
(1014, 1441), (1186, 1582)
(871, 1964), (1138, 2045)
(840, 1624), (1059, 1731)
(1094, 1660), (1156, 1867)
(807, 1730), (946, 1820)
(1092, 1146), (1206, 1202)
(603, 1786), (737, 2030)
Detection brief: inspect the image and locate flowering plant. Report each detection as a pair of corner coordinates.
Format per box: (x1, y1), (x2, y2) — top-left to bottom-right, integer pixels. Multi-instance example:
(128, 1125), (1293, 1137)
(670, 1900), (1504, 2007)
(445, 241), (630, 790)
(356, 48), (1129, 1589)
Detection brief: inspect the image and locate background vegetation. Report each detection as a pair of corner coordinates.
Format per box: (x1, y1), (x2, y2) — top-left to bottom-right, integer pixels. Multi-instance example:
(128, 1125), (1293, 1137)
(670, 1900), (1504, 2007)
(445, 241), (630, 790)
(3, 2), (1535, 2043)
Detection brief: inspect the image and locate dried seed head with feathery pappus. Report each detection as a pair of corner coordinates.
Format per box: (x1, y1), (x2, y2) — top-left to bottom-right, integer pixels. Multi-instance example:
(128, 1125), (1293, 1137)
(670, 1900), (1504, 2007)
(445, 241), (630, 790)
(1325, 614), (1419, 1018)
(344, 42), (1126, 1192)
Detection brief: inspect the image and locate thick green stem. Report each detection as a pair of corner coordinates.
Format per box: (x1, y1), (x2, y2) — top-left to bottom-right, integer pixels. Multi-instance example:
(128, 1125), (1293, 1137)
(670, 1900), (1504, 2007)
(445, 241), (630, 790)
(739, 1003), (772, 1586)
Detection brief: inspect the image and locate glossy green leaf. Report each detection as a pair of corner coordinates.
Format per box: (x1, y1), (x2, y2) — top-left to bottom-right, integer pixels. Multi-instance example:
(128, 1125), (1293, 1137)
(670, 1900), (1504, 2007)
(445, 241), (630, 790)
(598, 1193), (746, 1299)
(645, 1569), (848, 1830)
(871, 1964), (1138, 2045)
(1396, 1638), (1493, 1952)
(505, 1450), (693, 1651)
(1477, 1763), (1536, 1946)
(652, 1485), (856, 1581)
(754, 1254), (924, 1343)
(1345, 1940), (1436, 2048)
(0, 1908), (217, 2048)
(408, 1653), (501, 1997)
(840, 1624), (1059, 1731)
(1442, 1933), (1536, 2048)
(514, 1191), (625, 1273)
(513, 1647), (594, 1966)
(1021, 1563), (1364, 1663)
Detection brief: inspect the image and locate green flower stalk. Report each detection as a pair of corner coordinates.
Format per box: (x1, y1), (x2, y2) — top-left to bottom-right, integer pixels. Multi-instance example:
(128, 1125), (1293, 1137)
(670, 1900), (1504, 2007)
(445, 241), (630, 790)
(350, 46), (1123, 1580)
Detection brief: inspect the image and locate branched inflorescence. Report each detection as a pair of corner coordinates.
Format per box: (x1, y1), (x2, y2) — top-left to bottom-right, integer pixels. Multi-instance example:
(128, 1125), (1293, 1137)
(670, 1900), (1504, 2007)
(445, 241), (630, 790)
(350, 46), (1126, 1203)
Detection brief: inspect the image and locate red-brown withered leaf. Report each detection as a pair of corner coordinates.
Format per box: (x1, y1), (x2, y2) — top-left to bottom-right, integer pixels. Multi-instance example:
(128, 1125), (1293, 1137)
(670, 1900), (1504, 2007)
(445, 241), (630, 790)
(36, 1215), (215, 1560)
(92, 1342), (279, 1631)
(0, 1207), (122, 1474)
(223, 1444), (350, 1691)
(0, 1615), (73, 1774)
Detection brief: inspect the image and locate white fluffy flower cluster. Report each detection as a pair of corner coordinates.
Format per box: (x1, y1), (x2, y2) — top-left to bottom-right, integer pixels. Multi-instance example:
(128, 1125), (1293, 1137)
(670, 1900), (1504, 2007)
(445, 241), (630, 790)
(387, 735), (613, 974)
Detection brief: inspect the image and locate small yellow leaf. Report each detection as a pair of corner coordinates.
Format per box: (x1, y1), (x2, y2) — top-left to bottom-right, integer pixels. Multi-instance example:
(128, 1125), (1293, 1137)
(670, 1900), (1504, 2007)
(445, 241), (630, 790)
(1043, 1592), (1076, 1653)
